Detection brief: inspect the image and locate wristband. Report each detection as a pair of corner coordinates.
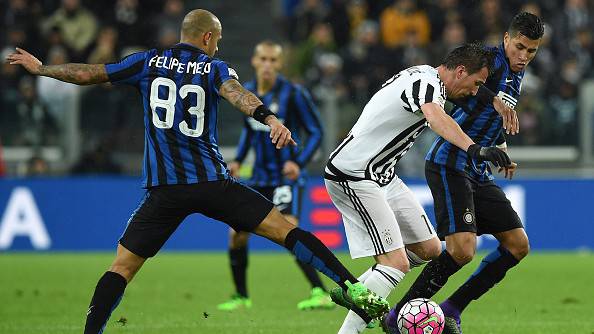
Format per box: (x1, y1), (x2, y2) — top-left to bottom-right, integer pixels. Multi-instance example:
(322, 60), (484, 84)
(253, 105), (276, 124)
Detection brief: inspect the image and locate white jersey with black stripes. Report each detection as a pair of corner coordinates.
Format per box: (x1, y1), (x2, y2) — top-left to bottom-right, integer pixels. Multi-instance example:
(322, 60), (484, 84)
(325, 65), (446, 186)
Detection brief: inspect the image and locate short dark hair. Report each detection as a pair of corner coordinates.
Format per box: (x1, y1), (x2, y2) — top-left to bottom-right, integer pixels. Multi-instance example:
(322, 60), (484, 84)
(508, 12), (544, 40)
(441, 42), (495, 75)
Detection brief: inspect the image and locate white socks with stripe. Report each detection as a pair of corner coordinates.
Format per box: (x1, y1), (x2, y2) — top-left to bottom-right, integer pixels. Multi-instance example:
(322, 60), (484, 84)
(338, 264), (405, 334)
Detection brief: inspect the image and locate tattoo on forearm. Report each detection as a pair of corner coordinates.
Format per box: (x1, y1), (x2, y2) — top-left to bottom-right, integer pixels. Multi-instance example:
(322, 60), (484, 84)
(220, 79), (262, 116)
(38, 63), (109, 85)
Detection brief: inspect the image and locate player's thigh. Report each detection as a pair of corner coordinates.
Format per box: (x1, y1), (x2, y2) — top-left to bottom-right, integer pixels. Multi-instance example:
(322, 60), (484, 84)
(385, 177), (437, 245)
(474, 182), (523, 236)
(325, 179), (403, 259)
(199, 179), (274, 233)
(425, 162), (476, 239)
(120, 186), (190, 258)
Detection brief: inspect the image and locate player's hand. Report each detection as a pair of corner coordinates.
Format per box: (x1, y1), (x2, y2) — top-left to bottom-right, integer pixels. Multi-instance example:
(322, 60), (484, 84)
(266, 117), (297, 149)
(493, 96), (519, 135)
(228, 161), (241, 178)
(467, 144), (511, 167)
(5, 48), (42, 75)
(283, 161), (301, 180)
(498, 161), (517, 180)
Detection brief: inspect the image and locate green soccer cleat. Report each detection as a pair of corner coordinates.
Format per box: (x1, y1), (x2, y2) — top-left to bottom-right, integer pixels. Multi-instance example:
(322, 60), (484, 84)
(330, 287), (378, 328)
(345, 281), (390, 319)
(297, 287), (335, 310)
(443, 316), (462, 334)
(216, 294), (252, 311)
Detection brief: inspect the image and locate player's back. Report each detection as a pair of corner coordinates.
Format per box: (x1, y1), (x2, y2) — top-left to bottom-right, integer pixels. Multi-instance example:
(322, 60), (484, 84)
(105, 43), (239, 187)
(325, 65), (445, 186)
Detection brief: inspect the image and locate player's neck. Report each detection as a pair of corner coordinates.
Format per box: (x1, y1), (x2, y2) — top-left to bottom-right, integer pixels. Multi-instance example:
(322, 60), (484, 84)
(257, 76), (276, 95)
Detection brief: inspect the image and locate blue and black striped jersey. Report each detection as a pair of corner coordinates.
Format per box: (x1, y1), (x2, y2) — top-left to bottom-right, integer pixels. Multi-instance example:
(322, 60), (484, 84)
(235, 75), (323, 187)
(105, 43), (239, 188)
(426, 43), (523, 181)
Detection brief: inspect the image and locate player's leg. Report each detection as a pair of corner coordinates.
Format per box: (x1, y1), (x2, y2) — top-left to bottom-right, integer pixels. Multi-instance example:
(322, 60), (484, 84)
(205, 178), (389, 317)
(275, 185), (332, 310)
(439, 183), (525, 333)
(385, 163), (476, 328)
(217, 228), (252, 310)
(84, 187), (188, 334)
(322, 179), (409, 333)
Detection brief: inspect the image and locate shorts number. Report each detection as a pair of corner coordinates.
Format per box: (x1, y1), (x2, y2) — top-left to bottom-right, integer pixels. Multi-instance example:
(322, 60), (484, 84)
(150, 77), (205, 137)
(273, 185), (292, 206)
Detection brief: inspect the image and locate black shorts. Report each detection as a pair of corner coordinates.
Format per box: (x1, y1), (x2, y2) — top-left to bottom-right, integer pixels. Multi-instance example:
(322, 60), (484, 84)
(120, 178), (274, 258)
(252, 184), (302, 218)
(425, 161), (523, 240)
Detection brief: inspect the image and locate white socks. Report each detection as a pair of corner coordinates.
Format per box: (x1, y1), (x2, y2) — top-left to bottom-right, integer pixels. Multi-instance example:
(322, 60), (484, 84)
(338, 264), (405, 334)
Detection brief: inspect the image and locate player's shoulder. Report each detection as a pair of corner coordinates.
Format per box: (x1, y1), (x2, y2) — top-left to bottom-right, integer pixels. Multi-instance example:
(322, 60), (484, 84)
(406, 65), (441, 84)
(210, 57), (239, 80)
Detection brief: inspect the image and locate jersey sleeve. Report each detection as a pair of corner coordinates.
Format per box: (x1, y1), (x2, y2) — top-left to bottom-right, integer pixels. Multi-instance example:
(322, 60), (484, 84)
(212, 60), (240, 95)
(404, 75), (445, 113)
(234, 117), (254, 163)
(293, 85), (323, 167)
(105, 51), (148, 86)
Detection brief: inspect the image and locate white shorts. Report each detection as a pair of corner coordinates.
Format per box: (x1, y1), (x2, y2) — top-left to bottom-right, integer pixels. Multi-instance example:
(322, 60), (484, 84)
(325, 177), (436, 259)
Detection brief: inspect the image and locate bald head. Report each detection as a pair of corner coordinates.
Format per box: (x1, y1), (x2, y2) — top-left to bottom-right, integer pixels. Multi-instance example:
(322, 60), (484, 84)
(181, 9), (221, 41)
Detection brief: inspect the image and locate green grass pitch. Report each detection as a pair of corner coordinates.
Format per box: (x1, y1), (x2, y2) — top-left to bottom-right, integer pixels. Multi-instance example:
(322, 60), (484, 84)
(1, 251), (593, 334)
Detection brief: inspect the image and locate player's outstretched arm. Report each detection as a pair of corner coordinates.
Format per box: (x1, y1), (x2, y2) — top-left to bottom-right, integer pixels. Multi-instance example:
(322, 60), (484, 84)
(421, 102), (511, 167)
(6, 47), (108, 85)
(219, 79), (296, 149)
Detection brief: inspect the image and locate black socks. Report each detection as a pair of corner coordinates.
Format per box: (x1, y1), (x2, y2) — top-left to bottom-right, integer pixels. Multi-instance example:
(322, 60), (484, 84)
(229, 246), (249, 297)
(84, 271), (127, 334)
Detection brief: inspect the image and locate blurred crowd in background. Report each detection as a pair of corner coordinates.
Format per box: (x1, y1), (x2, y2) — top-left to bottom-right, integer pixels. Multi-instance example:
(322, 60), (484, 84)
(1, 0), (594, 177)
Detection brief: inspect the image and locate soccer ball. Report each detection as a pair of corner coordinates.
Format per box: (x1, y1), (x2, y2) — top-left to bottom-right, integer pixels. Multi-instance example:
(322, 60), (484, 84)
(397, 298), (445, 334)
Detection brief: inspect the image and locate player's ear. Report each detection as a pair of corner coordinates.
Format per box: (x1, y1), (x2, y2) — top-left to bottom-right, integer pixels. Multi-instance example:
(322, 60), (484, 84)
(203, 31), (212, 46)
(503, 32), (510, 48)
(455, 65), (466, 79)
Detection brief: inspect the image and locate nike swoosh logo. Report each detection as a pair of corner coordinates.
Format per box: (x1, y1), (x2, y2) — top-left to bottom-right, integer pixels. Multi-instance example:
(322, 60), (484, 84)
(87, 305), (94, 316)
(505, 78), (513, 83)
(419, 315), (439, 326)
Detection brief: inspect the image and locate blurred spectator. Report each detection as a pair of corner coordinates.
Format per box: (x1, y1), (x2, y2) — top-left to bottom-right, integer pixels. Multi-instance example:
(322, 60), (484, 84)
(41, 0), (98, 61)
(341, 20), (392, 105)
(87, 26), (119, 64)
(36, 46), (80, 129)
(15, 76), (57, 147)
(26, 155), (50, 176)
(346, 0), (368, 36)
(110, 0), (150, 48)
(152, 0), (184, 47)
(379, 0), (430, 48)
(286, 0), (329, 44)
(70, 141), (122, 174)
(325, 0), (351, 48)
(425, 0), (464, 42)
(429, 21), (466, 66)
(553, 0), (592, 62)
(549, 79), (579, 145)
(289, 23), (336, 80)
(464, 0), (509, 43)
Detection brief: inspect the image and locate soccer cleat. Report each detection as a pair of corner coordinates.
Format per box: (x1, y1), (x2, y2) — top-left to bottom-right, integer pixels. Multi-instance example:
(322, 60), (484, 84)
(345, 281), (390, 319)
(380, 312), (399, 334)
(297, 287), (335, 310)
(329, 287), (377, 328)
(216, 294), (252, 311)
(443, 317), (462, 334)
(440, 300), (462, 334)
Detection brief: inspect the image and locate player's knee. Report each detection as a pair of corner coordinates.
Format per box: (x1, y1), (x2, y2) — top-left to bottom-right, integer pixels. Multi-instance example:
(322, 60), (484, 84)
(420, 238), (442, 260)
(377, 249), (410, 273)
(508, 238), (530, 260)
(448, 247), (475, 266)
(109, 262), (141, 282)
(230, 230), (249, 248)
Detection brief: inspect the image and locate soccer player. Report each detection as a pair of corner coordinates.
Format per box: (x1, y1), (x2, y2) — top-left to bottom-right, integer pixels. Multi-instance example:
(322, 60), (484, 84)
(7, 9), (389, 333)
(217, 40), (330, 311)
(324, 42), (513, 334)
(382, 12), (544, 334)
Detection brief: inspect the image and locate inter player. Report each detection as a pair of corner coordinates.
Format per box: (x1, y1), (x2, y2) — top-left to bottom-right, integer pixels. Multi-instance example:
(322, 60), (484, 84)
(383, 12), (544, 334)
(324, 43), (513, 334)
(217, 40), (329, 311)
(7, 9), (390, 333)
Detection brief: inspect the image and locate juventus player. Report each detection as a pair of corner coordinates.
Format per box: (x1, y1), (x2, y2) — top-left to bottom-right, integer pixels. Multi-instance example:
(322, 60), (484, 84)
(7, 9), (390, 333)
(324, 43), (512, 334)
(384, 13), (544, 334)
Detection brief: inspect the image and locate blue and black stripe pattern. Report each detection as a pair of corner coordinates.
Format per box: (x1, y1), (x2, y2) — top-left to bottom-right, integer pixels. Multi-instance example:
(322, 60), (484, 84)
(105, 43), (238, 187)
(426, 44), (524, 181)
(235, 75), (323, 187)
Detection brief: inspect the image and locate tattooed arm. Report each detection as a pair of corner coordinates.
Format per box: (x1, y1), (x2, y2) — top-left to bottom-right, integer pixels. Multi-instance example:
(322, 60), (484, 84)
(6, 47), (109, 85)
(219, 79), (266, 117)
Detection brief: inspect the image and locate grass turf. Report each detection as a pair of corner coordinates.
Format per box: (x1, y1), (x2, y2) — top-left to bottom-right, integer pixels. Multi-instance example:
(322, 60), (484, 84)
(1, 252), (592, 334)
